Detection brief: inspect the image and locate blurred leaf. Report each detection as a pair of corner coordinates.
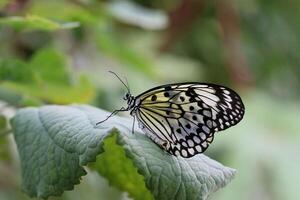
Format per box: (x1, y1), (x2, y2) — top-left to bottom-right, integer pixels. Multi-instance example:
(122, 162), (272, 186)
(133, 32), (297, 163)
(0, 0), (8, 8)
(0, 115), (6, 131)
(11, 105), (235, 199)
(29, 48), (71, 86)
(0, 15), (79, 32)
(107, 1), (168, 30)
(29, 1), (98, 24)
(0, 80), (94, 104)
(0, 48), (95, 104)
(0, 58), (34, 83)
(95, 29), (156, 77)
(0, 114), (10, 161)
(0, 85), (42, 106)
(0, 87), (24, 105)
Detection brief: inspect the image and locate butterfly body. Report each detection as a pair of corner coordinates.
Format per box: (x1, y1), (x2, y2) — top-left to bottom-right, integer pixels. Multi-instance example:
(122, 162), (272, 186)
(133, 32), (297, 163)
(109, 82), (245, 158)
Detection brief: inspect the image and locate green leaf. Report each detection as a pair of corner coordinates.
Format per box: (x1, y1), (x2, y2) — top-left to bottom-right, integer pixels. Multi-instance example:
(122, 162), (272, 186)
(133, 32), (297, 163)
(29, 48), (71, 86)
(95, 29), (156, 77)
(11, 105), (236, 199)
(90, 134), (153, 200)
(0, 79), (94, 104)
(0, 58), (34, 83)
(29, 1), (98, 24)
(0, 0), (8, 8)
(0, 50), (95, 104)
(0, 15), (79, 31)
(0, 87), (24, 105)
(0, 115), (6, 131)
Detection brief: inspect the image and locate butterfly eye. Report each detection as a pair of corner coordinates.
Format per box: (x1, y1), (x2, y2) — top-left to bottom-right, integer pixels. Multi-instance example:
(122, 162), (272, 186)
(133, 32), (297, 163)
(123, 93), (130, 100)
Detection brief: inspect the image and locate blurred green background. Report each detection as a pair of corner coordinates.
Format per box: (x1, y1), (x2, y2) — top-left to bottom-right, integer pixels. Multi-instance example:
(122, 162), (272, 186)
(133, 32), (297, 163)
(0, 0), (300, 199)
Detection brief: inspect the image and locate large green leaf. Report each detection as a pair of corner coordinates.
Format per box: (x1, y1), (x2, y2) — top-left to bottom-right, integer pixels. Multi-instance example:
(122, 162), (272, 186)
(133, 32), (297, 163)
(11, 105), (236, 199)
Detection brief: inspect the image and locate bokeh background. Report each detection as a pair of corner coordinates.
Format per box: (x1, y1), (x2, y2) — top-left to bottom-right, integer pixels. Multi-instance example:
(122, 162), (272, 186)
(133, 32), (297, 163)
(0, 0), (300, 199)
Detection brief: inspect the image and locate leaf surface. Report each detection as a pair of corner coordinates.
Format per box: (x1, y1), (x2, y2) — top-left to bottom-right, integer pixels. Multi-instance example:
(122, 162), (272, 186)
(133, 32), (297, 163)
(11, 105), (236, 199)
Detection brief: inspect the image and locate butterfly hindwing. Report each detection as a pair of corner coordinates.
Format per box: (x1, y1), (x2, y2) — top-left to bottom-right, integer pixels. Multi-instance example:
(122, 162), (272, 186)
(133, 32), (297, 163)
(134, 85), (216, 157)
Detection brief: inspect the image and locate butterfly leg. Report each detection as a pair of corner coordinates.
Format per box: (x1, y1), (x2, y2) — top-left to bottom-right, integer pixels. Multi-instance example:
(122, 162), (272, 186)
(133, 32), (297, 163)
(96, 107), (127, 125)
(131, 115), (136, 134)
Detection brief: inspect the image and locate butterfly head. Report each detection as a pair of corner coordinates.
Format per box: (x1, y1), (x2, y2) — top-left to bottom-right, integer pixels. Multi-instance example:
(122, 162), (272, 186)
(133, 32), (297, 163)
(108, 71), (136, 109)
(123, 92), (136, 109)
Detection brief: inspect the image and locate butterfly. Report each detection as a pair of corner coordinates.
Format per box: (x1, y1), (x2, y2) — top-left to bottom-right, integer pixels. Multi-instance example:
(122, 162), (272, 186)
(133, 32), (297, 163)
(97, 71), (245, 158)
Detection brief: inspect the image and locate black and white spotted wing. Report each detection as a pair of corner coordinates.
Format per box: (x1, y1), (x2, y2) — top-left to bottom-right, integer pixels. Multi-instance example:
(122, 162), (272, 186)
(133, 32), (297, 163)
(133, 83), (244, 158)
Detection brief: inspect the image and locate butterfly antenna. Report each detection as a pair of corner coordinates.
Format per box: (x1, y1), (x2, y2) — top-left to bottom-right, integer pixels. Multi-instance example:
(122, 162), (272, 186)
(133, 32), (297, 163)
(109, 71), (130, 93)
(124, 77), (131, 93)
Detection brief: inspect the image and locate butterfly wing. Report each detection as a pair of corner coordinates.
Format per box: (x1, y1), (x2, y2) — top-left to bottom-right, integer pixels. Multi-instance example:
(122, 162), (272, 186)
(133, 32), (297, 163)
(185, 83), (245, 131)
(133, 83), (244, 158)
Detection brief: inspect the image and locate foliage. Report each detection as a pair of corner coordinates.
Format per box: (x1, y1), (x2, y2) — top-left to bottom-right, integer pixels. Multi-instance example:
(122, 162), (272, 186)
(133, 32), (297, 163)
(0, 15), (79, 32)
(0, 48), (95, 105)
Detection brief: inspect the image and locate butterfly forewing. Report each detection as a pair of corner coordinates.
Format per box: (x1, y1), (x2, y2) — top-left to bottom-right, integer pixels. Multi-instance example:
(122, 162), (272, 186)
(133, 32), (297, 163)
(185, 84), (245, 131)
(133, 83), (244, 157)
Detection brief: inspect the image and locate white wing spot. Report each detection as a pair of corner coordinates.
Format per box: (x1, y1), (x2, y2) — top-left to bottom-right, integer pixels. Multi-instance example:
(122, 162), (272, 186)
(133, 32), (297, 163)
(202, 125), (210, 134)
(202, 142), (208, 148)
(207, 137), (213, 143)
(224, 94), (232, 101)
(188, 148), (195, 155)
(203, 110), (212, 117)
(187, 139), (194, 147)
(195, 145), (202, 152)
(223, 89), (230, 95)
(199, 132), (206, 140)
(193, 136), (201, 144)
(182, 141), (188, 147)
(207, 120), (212, 128)
(181, 149), (188, 157)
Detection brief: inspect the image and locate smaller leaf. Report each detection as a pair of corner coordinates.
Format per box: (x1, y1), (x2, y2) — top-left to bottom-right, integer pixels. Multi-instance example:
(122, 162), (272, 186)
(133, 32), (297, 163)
(0, 15), (80, 31)
(90, 134), (153, 200)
